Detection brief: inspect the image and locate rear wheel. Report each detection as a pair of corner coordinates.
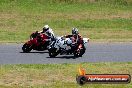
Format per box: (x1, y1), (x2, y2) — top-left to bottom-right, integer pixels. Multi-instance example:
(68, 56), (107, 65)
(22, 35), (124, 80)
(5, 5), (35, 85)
(22, 43), (32, 53)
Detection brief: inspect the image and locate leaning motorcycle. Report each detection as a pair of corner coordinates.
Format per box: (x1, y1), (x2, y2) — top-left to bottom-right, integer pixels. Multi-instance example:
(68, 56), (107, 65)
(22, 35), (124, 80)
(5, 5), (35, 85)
(22, 32), (51, 53)
(48, 37), (89, 57)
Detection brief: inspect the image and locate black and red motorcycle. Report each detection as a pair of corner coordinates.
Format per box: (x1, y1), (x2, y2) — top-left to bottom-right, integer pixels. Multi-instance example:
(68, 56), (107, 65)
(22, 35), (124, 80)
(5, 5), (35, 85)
(22, 32), (51, 53)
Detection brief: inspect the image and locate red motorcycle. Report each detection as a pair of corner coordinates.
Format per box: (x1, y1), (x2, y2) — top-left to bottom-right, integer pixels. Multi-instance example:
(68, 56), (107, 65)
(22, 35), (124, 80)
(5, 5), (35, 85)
(22, 32), (50, 53)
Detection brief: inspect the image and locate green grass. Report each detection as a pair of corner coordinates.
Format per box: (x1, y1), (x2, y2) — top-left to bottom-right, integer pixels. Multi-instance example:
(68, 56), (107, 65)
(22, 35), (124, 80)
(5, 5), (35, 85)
(0, 62), (132, 88)
(0, 0), (132, 42)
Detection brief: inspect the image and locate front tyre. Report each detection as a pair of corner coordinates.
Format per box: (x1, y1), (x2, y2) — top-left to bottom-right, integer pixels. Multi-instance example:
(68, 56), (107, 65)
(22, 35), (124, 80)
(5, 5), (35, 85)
(48, 48), (58, 58)
(74, 48), (85, 57)
(22, 43), (32, 53)
(79, 48), (86, 57)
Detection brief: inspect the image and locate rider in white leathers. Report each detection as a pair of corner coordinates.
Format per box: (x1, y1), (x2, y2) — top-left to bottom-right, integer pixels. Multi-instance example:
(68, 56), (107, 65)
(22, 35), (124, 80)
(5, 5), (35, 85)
(39, 25), (54, 39)
(31, 25), (54, 39)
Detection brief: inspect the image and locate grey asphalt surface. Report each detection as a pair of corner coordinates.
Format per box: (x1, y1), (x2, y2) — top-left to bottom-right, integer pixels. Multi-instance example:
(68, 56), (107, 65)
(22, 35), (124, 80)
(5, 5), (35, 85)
(0, 42), (132, 64)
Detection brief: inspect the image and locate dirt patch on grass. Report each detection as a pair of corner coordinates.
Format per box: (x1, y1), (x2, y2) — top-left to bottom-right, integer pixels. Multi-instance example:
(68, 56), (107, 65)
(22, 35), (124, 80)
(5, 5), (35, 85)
(0, 69), (74, 87)
(0, 63), (132, 87)
(0, 70), (48, 86)
(0, 13), (18, 20)
(35, 11), (132, 20)
(64, 11), (132, 20)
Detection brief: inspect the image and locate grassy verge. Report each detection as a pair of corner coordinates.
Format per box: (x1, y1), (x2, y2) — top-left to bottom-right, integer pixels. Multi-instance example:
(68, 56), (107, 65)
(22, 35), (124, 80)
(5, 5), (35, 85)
(0, 0), (132, 42)
(0, 62), (132, 88)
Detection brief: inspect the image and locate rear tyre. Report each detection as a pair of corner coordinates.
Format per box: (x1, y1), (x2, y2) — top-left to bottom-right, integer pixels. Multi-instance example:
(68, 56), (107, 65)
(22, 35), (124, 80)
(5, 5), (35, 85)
(22, 44), (32, 53)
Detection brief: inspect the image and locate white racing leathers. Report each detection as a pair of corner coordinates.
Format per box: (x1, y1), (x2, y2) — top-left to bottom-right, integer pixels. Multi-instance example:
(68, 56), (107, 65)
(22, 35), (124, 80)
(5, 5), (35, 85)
(39, 28), (54, 39)
(45, 28), (54, 38)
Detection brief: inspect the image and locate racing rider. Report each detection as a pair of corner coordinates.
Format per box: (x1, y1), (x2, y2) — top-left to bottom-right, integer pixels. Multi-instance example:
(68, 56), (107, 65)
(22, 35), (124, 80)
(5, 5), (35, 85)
(64, 28), (83, 53)
(31, 25), (54, 39)
(40, 25), (54, 39)
(65, 28), (83, 45)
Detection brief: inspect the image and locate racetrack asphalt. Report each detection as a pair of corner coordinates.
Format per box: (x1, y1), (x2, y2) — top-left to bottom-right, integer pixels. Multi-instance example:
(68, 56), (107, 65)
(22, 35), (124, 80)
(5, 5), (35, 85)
(0, 42), (132, 64)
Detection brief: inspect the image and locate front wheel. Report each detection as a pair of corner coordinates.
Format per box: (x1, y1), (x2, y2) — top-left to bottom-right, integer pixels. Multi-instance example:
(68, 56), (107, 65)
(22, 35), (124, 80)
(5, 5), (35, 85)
(22, 43), (32, 53)
(48, 48), (59, 58)
(74, 48), (85, 57)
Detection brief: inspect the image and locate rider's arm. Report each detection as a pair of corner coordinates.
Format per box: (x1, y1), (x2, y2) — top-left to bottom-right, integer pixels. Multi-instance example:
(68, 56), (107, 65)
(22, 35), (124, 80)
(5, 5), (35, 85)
(78, 35), (83, 44)
(49, 29), (54, 36)
(65, 35), (73, 38)
(30, 31), (39, 39)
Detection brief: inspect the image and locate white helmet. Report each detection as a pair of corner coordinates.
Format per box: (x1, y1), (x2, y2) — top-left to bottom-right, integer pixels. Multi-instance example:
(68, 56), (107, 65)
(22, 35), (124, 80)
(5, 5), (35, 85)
(43, 25), (49, 32)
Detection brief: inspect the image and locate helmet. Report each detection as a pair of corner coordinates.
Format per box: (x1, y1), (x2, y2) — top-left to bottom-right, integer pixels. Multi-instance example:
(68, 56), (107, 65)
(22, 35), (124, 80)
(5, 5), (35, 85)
(72, 28), (78, 35)
(43, 25), (49, 32)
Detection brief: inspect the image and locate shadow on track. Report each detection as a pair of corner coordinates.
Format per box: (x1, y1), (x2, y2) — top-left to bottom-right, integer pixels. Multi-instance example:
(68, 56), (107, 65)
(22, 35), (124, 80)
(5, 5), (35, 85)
(47, 55), (78, 59)
(19, 51), (48, 54)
